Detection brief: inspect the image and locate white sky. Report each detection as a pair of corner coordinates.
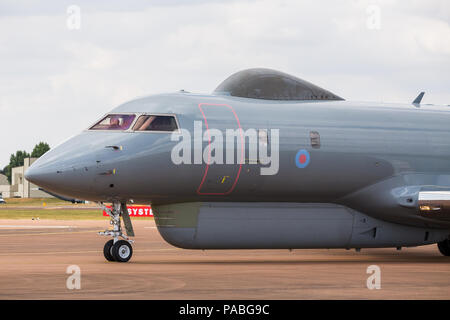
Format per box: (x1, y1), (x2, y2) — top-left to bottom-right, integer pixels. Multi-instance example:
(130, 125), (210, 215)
(0, 0), (449, 168)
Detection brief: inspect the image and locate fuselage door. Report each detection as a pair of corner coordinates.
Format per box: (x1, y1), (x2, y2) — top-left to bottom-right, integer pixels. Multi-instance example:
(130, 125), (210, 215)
(196, 103), (243, 195)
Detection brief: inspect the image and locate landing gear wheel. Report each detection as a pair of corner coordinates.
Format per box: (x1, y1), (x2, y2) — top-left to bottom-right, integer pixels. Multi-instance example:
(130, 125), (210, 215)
(437, 239), (450, 256)
(103, 240), (115, 262)
(99, 202), (135, 262)
(112, 240), (133, 262)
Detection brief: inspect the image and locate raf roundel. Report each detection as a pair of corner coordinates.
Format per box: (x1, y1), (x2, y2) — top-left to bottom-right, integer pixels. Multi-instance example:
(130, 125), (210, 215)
(295, 149), (310, 168)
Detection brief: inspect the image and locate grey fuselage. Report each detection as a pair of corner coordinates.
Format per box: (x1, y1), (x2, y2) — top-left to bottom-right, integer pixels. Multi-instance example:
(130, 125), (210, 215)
(26, 92), (450, 249)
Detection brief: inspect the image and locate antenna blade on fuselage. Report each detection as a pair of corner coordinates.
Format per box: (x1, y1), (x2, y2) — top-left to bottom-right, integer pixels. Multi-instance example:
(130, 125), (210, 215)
(413, 92), (425, 104)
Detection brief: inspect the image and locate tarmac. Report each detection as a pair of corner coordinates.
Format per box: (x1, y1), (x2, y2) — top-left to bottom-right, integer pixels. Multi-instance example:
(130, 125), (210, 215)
(0, 218), (449, 299)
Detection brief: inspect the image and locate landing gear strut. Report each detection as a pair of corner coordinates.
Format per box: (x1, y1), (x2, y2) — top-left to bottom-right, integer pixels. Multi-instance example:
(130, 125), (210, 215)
(437, 238), (450, 257)
(99, 201), (135, 262)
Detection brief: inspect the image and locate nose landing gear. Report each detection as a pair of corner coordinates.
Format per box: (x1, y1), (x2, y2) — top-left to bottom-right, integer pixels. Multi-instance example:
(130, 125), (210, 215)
(99, 201), (135, 262)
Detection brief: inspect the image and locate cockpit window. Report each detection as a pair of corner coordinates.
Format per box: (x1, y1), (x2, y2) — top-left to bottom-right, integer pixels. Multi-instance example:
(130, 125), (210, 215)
(133, 115), (178, 132)
(90, 114), (136, 131)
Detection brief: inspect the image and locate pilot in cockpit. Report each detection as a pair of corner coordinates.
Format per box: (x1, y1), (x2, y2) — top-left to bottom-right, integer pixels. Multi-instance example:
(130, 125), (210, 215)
(109, 116), (121, 129)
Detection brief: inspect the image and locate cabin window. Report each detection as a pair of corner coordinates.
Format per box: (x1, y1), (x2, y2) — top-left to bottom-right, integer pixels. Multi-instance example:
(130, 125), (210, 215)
(310, 131), (321, 149)
(90, 114), (136, 131)
(133, 115), (178, 132)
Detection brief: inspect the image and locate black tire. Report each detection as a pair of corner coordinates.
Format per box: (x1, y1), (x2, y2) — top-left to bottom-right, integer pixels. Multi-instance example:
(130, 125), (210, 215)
(112, 240), (133, 262)
(437, 239), (450, 256)
(103, 240), (115, 262)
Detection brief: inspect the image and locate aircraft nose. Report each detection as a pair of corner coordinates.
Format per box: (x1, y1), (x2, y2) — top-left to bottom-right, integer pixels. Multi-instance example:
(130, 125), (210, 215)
(24, 133), (100, 198)
(25, 159), (72, 195)
(24, 130), (131, 201)
(24, 151), (96, 199)
(25, 166), (42, 185)
(24, 165), (55, 188)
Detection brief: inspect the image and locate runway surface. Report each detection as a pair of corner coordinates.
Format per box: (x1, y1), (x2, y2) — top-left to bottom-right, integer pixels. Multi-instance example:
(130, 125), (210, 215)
(0, 219), (449, 299)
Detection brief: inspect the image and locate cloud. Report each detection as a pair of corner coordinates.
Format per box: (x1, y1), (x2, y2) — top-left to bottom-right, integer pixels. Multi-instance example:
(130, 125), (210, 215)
(0, 0), (449, 168)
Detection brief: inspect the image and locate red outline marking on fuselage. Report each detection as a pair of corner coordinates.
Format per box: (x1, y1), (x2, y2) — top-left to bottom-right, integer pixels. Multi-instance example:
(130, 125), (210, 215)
(196, 103), (244, 195)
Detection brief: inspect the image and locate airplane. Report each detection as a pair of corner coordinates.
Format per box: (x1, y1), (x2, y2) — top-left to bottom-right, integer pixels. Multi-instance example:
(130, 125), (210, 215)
(25, 68), (450, 262)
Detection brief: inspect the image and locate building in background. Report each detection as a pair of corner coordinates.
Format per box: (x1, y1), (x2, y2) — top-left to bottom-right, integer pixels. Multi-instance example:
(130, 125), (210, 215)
(1, 158), (53, 198)
(0, 173), (9, 198)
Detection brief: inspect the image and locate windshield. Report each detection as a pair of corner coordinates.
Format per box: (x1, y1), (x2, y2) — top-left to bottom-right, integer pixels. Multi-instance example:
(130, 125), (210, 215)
(90, 114), (136, 130)
(133, 115), (178, 132)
